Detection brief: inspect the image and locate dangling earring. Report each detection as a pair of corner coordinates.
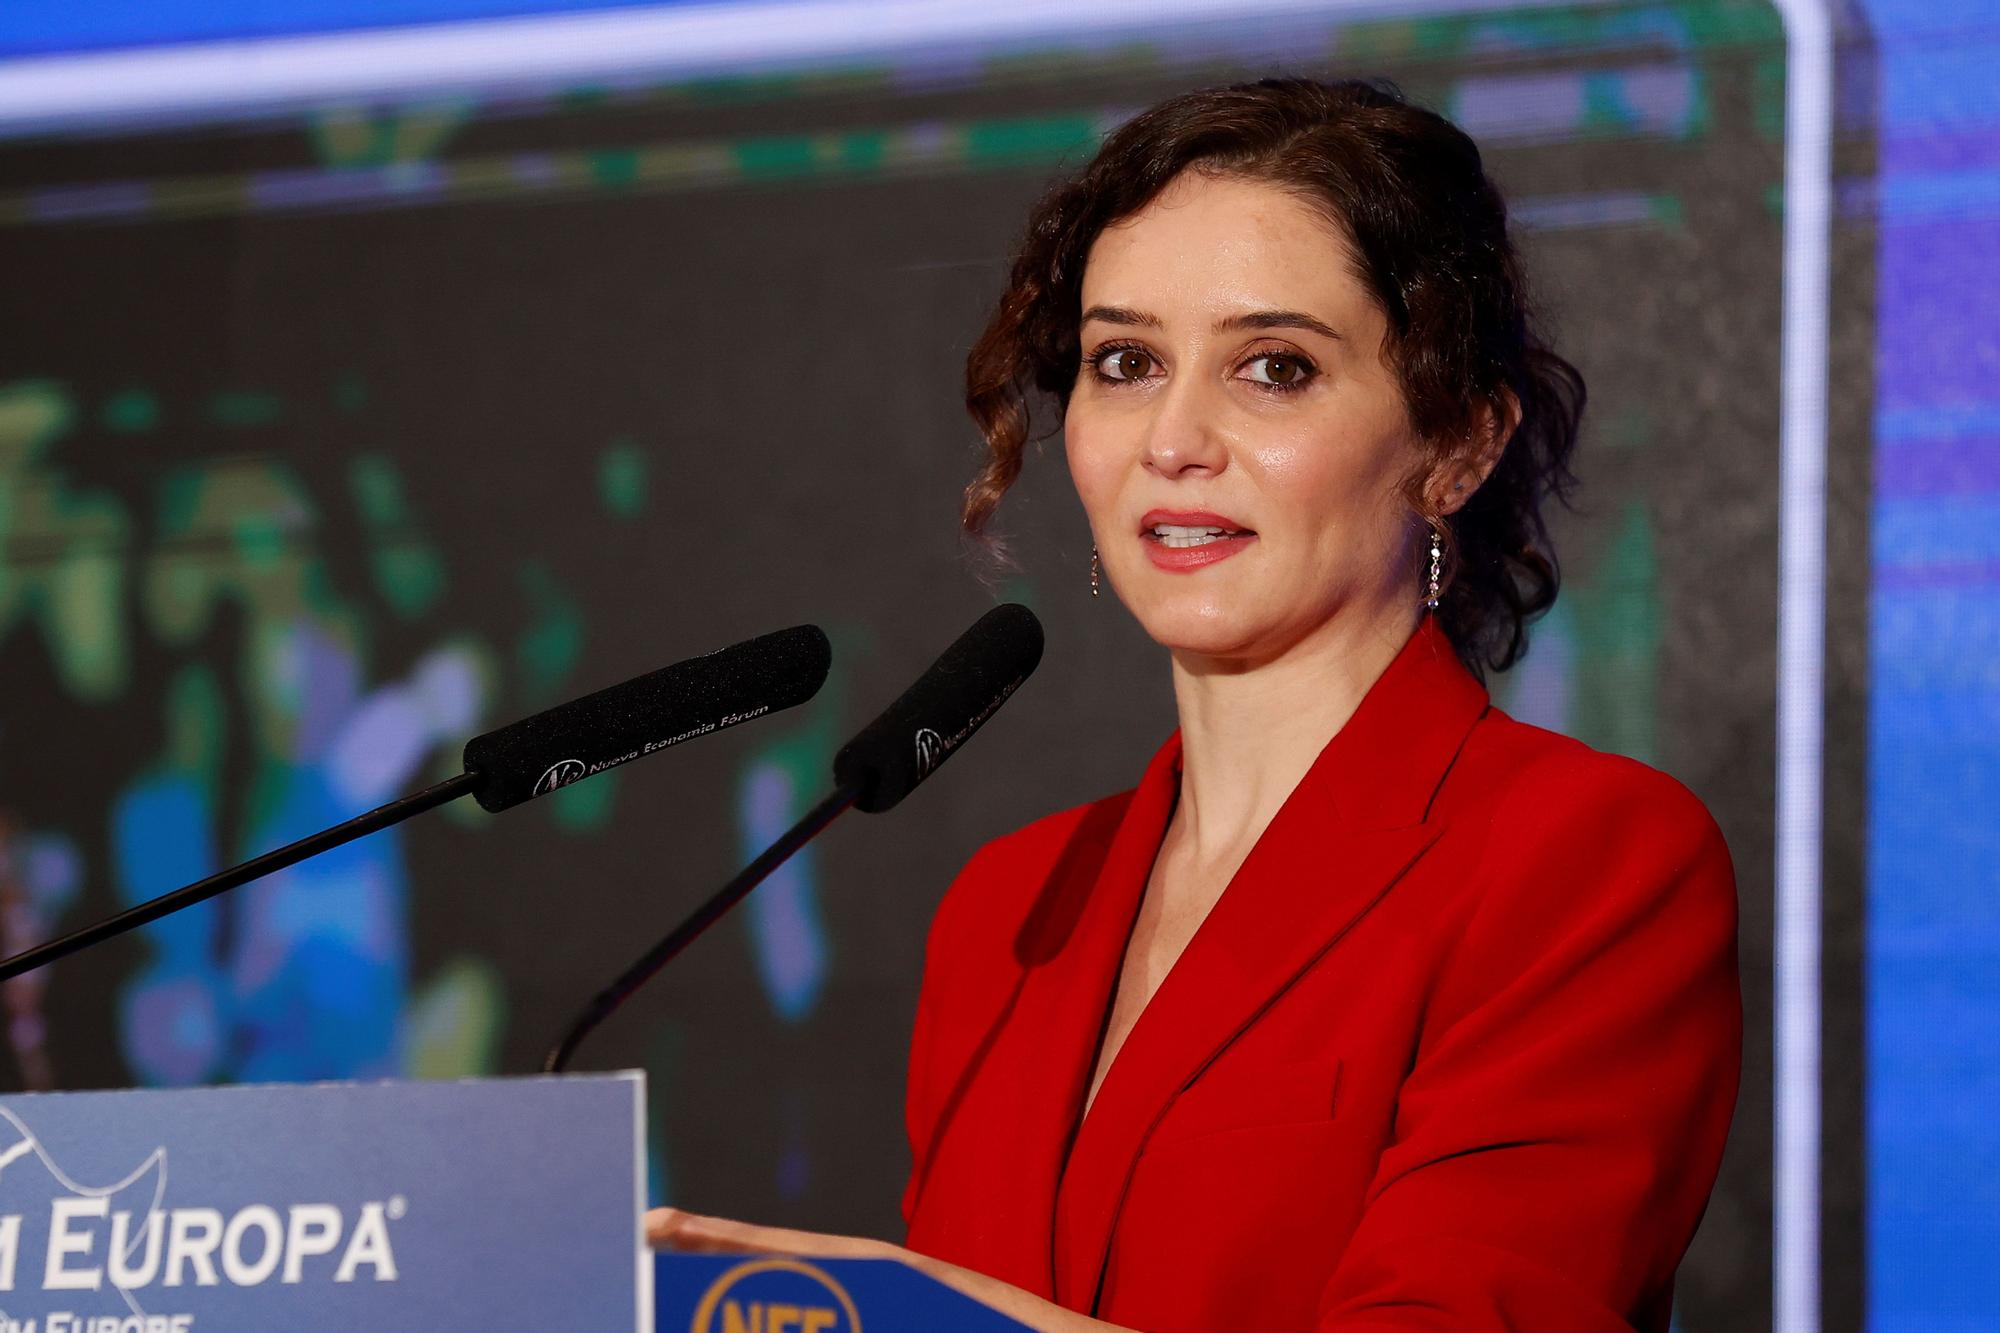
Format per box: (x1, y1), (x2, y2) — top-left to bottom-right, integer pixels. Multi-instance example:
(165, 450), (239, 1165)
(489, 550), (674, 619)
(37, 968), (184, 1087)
(1089, 544), (1101, 598)
(1424, 520), (1445, 611)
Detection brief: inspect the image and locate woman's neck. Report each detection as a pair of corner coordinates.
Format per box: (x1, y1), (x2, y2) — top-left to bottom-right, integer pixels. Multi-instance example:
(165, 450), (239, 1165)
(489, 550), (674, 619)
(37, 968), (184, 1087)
(1167, 603), (1421, 861)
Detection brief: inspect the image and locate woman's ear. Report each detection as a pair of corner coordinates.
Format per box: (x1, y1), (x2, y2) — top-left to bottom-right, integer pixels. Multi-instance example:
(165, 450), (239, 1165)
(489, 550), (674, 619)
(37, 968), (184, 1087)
(1430, 389), (1521, 516)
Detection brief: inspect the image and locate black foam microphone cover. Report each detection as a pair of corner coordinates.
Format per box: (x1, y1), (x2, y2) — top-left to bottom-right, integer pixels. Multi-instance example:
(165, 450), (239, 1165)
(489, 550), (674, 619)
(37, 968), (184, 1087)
(463, 624), (831, 812)
(833, 603), (1043, 814)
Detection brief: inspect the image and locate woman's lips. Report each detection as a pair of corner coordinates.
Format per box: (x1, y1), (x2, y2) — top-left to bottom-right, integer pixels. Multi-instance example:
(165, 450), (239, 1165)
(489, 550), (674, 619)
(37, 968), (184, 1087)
(1138, 510), (1257, 572)
(1144, 534), (1256, 571)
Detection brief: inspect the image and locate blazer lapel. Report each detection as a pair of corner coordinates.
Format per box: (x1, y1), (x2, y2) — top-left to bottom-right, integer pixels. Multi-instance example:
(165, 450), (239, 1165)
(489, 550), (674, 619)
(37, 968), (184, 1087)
(929, 735), (1183, 1295)
(1050, 621), (1489, 1310)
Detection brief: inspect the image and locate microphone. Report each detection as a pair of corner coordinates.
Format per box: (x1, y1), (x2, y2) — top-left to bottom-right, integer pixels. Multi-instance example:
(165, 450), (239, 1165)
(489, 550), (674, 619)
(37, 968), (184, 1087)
(0, 625), (831, 983)
(543, 603), (1042, 1072)
(834, 601), (1043, 812)
(464, 624), (832, 811)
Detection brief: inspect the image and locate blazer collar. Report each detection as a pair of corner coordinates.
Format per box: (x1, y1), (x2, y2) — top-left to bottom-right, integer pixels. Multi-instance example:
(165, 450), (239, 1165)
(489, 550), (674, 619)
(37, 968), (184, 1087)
(1294, 616), (1490, 831)
(1044, 617), (1489, 1309)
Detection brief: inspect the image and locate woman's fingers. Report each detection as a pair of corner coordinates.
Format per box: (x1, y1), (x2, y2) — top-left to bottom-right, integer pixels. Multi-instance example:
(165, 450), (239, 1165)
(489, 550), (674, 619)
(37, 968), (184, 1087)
(647, 1207), (761, 1252)
(646, 1207), (893, 1261)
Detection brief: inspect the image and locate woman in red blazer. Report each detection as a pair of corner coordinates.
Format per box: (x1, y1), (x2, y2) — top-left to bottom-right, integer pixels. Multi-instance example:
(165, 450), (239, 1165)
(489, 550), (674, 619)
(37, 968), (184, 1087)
(653, 78), (1741, 1332)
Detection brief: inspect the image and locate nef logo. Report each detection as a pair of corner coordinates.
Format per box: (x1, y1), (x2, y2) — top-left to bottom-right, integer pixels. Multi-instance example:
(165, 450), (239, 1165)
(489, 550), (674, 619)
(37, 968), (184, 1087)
(532, 759), (587, 795)
(689, 1257), (860, 1333)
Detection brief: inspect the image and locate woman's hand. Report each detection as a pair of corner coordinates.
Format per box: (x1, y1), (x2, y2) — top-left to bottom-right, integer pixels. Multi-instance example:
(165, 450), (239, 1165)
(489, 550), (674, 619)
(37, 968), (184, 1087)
(645, 1208), (1135, 1333)
(646, 1207), (901, 1263)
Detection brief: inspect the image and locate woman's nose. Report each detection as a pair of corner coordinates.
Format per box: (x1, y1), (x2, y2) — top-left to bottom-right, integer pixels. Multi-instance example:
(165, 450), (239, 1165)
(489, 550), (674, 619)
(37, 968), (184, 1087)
(1139, 380), (1229, 477)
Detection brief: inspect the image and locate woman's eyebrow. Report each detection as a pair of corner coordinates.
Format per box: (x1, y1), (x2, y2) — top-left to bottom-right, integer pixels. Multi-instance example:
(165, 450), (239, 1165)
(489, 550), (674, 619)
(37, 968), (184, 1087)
(1216, 309), (1343, 340)
(1080, 304), (1161, 328)
(1078, 305), (1343, 341)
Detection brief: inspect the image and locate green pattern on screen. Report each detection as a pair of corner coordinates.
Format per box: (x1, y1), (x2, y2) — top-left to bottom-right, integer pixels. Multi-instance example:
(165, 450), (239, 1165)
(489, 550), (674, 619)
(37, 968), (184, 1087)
(0, 381), (130, 701)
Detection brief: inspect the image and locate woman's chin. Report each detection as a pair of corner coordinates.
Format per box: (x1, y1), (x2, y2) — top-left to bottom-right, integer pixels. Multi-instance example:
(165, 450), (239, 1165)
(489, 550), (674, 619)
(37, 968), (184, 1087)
(1126, 597), (1288, 663)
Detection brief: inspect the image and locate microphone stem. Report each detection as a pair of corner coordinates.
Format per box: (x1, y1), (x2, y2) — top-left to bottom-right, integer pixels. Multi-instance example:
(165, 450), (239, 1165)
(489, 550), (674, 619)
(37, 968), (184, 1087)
(0, 771), (481, 983)
(543, 785), (858, 1074)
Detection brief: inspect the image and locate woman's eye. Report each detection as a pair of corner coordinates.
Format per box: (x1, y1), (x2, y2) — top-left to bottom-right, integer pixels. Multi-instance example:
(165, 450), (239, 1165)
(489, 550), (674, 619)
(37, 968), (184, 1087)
(1241, 354), (1315, 387)
(1096, 348), (1156, 381)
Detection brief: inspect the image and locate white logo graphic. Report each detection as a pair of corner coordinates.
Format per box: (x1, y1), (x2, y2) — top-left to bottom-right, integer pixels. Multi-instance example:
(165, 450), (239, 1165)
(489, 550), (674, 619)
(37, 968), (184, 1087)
(0, 1106), (402, 1322)
(0, 1106), (165, 1321)
(913, 729), (945, 779)
(909, 679), (1023, 783)
(532, 759), (588, 795)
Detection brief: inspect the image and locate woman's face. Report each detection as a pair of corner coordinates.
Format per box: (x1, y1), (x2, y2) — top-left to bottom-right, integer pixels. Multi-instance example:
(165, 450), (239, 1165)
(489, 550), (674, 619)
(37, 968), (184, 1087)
(1064, 170), (1427, 664)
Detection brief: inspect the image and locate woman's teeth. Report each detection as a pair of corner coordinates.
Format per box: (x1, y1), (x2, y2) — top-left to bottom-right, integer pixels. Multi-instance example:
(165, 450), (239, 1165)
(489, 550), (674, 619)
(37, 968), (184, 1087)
(1150, 524), (1242, 548)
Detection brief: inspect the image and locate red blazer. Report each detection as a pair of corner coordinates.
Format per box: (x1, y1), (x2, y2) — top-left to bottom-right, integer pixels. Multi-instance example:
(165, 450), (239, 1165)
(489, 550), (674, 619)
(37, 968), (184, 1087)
(900, 620), (1741, 1332)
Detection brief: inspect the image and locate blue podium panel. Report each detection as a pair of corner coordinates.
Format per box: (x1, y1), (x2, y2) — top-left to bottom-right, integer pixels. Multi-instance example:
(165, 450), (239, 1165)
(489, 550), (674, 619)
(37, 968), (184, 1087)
(0, 1075), (647, 1331)
(657, 1252), (1031, 1332)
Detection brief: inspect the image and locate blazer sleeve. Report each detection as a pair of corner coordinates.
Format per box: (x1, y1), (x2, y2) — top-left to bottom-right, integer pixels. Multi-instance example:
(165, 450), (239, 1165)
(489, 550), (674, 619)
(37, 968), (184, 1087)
(1316, 755), (1743, 1332)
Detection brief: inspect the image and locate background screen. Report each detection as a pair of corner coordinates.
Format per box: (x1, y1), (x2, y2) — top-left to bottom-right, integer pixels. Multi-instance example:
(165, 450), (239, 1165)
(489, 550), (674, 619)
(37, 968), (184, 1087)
(2, 3), (1993, 1330)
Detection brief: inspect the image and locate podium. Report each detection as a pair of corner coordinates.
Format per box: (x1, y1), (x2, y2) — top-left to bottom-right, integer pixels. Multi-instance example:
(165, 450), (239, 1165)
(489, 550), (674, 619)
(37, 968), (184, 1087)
(0, 1076), (1027, 1332)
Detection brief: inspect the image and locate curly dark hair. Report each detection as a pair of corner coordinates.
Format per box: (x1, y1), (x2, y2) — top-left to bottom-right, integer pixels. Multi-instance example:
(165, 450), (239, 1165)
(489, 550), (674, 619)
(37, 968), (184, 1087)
(961, 76), (1583, 676)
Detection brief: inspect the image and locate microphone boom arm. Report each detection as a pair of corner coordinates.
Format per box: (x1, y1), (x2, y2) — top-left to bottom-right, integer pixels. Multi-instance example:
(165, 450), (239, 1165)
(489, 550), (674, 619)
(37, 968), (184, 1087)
(0, 772), (480, 983)
(542, 784), (858, 1074)
(0, 624), (831, 987)
(542, 604), (1043, 1071)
